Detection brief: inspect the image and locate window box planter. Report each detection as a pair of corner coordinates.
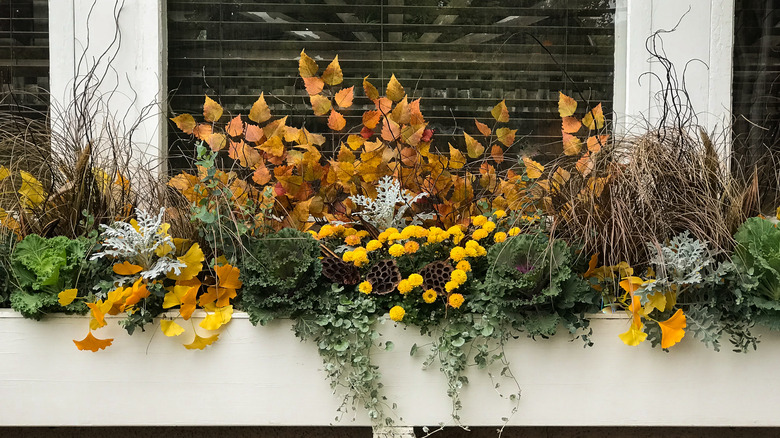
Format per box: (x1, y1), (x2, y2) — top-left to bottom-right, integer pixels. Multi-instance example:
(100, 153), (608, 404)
(1, 309), (779, 427)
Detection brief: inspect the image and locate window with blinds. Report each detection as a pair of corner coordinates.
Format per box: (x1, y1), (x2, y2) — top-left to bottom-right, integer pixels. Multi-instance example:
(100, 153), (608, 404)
(733, 1), (779, 169)
(167, 0), (615, 171)
(0, 0), (49, 119)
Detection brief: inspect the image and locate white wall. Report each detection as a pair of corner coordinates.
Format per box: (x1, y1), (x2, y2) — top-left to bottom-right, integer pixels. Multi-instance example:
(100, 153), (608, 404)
(49, 0), (166, 174)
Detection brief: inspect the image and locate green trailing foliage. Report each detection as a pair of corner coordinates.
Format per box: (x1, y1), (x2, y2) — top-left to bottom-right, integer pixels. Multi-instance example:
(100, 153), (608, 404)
(240, 228), (324, 325)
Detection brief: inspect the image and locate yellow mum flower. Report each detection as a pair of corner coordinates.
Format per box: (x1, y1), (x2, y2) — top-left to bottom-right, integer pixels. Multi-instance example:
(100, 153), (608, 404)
(472, 229), (488, 241)
(408, 273), (423, 287)
(465, 247), (477, 257)
(456, 260), (471, 272)
(476, 245), (487, 257)
(318, 224), (335, 238)
(345, 234), (362, 246)
(482, 221), (496, 233)
(465, 240), (479, 249)
(366, 240), (382, 251)
(508, 227), (521, 237)
(397, 279), (413, 294)
(378, 231), (391, 243)
(332, 225), (346, 236)
(493, 232), (507, 243)
(307, 230), (319, 239)
(356, 230), (369, 238)
(400, 226), (416, 239)
(342, 251), (355, 262)
(389, 305), (405, 322)
(359, 281), (372, 294)
(414, 227), (429, 239)
(450, 246), (466, 262)
(423, 289), (437, 303)
(343, 228), (357, 237)
(388, 244), (405, 257)
(404, 241), (420, 254)
(493, 210), (507, 219)
(471, 215), (488, 227)
(451, 269), (468, 285)
(445, 280), (459, 292)
(352, 248), (369, 267)
(448, 293), (465, 309)
(389, 232), (403, 241)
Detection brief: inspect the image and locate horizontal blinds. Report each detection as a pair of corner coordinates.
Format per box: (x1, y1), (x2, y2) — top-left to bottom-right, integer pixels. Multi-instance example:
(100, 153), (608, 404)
(167, 0), (615, 170)
(0, 0), (49, 119)
(732, 0), (780, 164)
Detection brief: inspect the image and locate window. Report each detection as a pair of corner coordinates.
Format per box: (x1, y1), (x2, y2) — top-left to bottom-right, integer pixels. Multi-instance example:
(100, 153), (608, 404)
(0, 0), (49, 118)
(167, 0), (615, 170)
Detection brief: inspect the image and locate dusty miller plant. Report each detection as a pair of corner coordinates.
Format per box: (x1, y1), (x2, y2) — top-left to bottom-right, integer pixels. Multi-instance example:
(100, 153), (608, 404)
(349, 176), (433, 229)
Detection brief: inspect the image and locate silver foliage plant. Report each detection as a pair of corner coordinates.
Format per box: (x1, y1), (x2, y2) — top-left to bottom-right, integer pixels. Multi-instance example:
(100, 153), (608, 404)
(90, 207), (185, 280)
(349, 176), (434, 229)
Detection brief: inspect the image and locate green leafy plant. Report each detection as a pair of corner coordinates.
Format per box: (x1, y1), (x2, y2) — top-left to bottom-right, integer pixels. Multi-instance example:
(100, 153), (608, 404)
(732, 217), (780, 332)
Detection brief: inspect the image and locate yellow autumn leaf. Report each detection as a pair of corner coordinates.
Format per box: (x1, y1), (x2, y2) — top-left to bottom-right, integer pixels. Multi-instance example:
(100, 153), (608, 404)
(644, 290), (666, 314)
(170, 114), (196, 134)
(582, 103), (605, 130)
(199, 305), (233, 331)
(328, 110), (347, 131)
(249, 92), (272, 123)
(113, 261), (144, 276)
(310, 94), (332, 116)
(448, 143), (466, 169)
(168, 243), (204, 281)
(558, 92), (577, 117)
(659, 308), (686, 349)
(562, 132), (582, 155)
(619, 276), (644, 295)
(496, 127), (516, 147)
(321, 55), (343, 85)
(207, 133), (227, 152)
(363, 76), (379, 101)
(619, 324), (648, 347)
(298, 49), (319, 78)
(522, 157), (543, 179)
(73, 332), (114, 352)
(183, 333), (219, 350)
(303, 76), (324, 95)
(58, 288), (78, 306)
(19, 170), (46, 208)
(161, 320), (185, 337)
(334, 86), (354, 108)
(464, 132), (484, 158)
(203, 95), (223, 122)
(386, 74), (405, 102)
(491, 100), (509, 123)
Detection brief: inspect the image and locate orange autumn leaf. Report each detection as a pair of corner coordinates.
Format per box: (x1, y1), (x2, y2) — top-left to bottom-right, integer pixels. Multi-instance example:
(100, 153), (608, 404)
(522, 157), (543, 179)
(303, 76), (324, 95)
(659, 309), (687, 348)
(448, 143), (466, 169)
(229, 140), (261, 168)
(334, 86), (354, 108)
(184, 333), (219, 350)
(561, 116), (582, 134)
(86, 302), (108, 328)
(362, 110), (381, 129)
(170, 114), (196, 134)
(464, 132), (484, 158)
(203, 95), (223, 122)
(249, 93), (272, 123)
(587, 135), (608, 153)
(363, 76), (379, 101)
(496, 127), (516, 146)
(245, 124), (263, 143)
(491, 100), (509, 123)
(328, 109), (347, 131)
(576, 152), (594, 176)
(112, 261), (143, 276)
(192, 123), (213, 141)
(381, 117), (400, 141)
(490, 145), (504, 164)
(619, 276), (645, 296)
(626, 294), (644, 329)
(74, 332), (114, 352)
(310, 94), (332, 116)
(226, 115), (244, 137)
(474, 119), (491, 136)
(298, 49), (319, 78)
(558, 92), (578, 117)
(206, 133), (227, 152)
(386, 74), (405, 102)
(562, 132), (582, 155)
(375, 97), (392, 114)
(582, 103), (605, 130)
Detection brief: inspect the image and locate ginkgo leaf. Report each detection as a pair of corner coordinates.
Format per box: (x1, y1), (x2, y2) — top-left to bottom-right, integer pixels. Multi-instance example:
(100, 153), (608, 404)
(464, 133), (484, 158)
(298, 49), (319, 78)
(363, 76), (379, 101)
(310, 94), (332, 116)
(303, 76), (324, 95)
(562, 132), (582, 155)
(184, 333), (219, 350)
(334, 86), (354, 108)
(113, 261), (143, 276)
(199, 305), (233, 331)
(161, 319), (185, 337)
(449, 143), (466, 169)
(87, 302), (108, 328)
(226, 115), (244, 137)
(203, 95), (223, 122)
(582, 103), (605, 130)
(558, 92), (577, 117)
(74, 332), (114, 352)
(207, 133), (227, 152)
(249, 93), (272, 123)
(386, 74), (405, 101)
(626, 295), (644, 329)
(170, 114), (196, 134)
(58, 288), (78, 306)
(491, 100), (509, 123)
(328, 110), (346, 131)
(562, 116), (582, 134)
(321, 55), (343, 85)
(522, 157), (543, 179)
(474, 119), (491, 136)
(168, 243), (204, 281)
(618, 325), (647, 347)
(659, 308), (686, 349)
(19, 171), (46, 207)
(644, 291), (667, 314)
(619, 276), (644, 295)
(496, 127), (516, 146)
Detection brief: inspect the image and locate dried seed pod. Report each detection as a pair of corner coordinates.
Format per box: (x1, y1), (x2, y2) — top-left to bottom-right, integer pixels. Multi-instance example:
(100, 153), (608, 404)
(321, 256), (360, 285)
(365, 259), (402, 295)
(420, 261), (453, 293)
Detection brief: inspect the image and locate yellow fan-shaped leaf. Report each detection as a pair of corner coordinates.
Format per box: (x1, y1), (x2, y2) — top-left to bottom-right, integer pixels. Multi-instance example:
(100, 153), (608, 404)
(582, 103), (605, 130)
(199, 305), (233, 331)
(298, 49), (319, 78)
(203, 95), (223, 122)
(558, 92), (577, 117)
(183, 333), (219, 350)
(73, 332), (114, 352)
(449, 143), (466, 169)
(58, 288), (78, 306)
(644, 291), (666, 314)
(113, 261), (143, 276)
(334, 86), (354, 108)
(328, 109), (347, 131)
(19, 170), (46, 208)
(168, 243), (204, 281)
(618, 325), (647, 347)
(310, 94), (332, 116)
(562, 132), (582, 156)
(386, 74), (405, 102)
(322, 55), (343, 85)
(464, 133), (484, 158)
(303, 76), (324, 96)
(491, 100), (509, 123)
(363, 76), (379, 101)
(522, 157), (544, 179)
(161, 319), (185, 337)
(496, 127), (516, 147)
(249, 93), (272, 123)
(170, 114), (196, 134)
(659, 308), (686, 348)
(619, 276), (644, 295)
